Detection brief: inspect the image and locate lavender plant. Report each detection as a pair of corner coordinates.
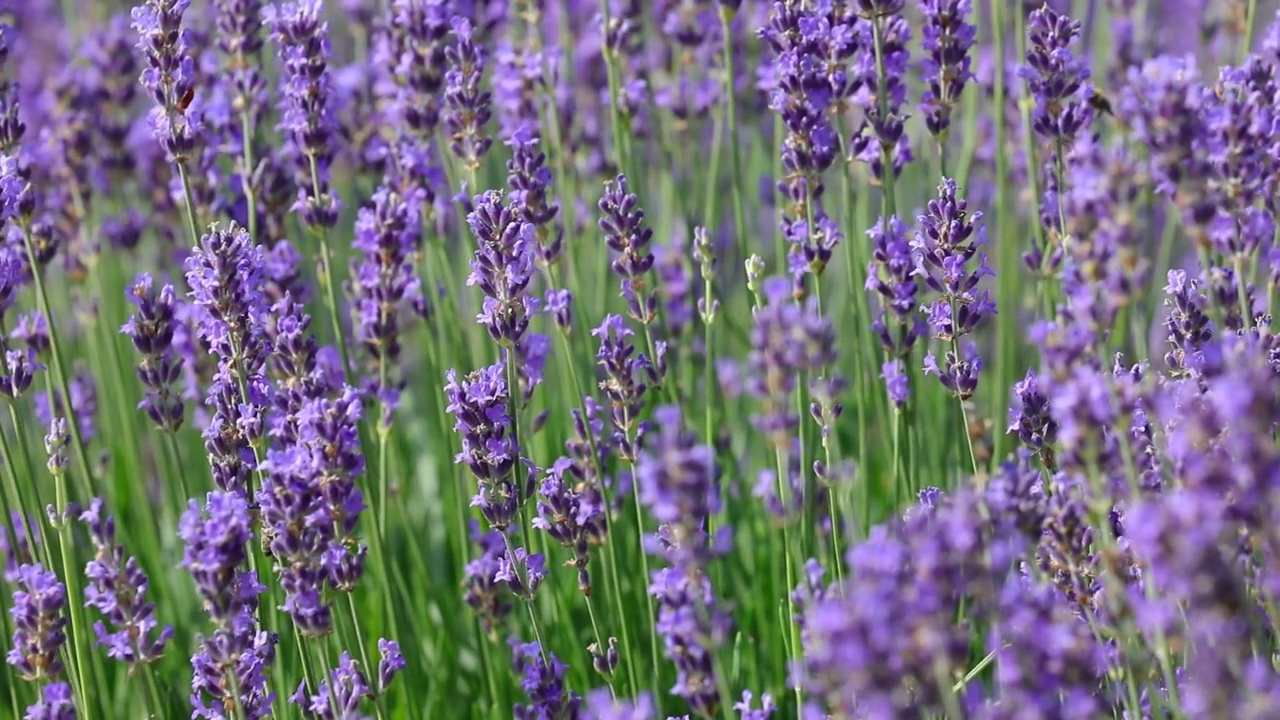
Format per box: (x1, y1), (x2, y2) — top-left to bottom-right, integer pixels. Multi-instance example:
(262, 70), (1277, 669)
(0, 1), (1277, 719)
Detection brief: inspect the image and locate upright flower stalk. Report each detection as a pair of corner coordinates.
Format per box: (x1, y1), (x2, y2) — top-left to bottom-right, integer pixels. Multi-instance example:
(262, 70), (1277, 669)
(913, 179), (995, 473)
(212, 0), (268, 240)
(265, 0), (351, 379)
(919, 0), (977, 174)
(132, 0), (203, 246)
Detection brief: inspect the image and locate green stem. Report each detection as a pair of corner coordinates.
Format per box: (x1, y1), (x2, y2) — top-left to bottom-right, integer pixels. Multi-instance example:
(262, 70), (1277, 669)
(18, 225), (95, 499)
(239, 111), (259, 241)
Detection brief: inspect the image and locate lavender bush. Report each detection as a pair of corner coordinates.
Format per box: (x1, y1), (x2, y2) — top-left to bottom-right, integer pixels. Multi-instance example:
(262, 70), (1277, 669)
(0, 0), (1277, 718)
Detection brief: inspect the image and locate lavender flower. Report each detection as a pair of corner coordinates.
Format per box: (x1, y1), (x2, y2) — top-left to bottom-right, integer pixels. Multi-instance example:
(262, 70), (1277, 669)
(582, 690), (656, 720)
(0, 348), (39, 401)
(42, 417), (68, 478)
(593, 315), (657, 462)
(511, 640), (581, 719)
(466, 190), (537, 349)
(733, 691), (777, 720)
(349, 187), (422, 366)
(80, 498), (172, 665)
(6, 564), (67, 681)
(121, 274), (186, 430)
(494, 42), (543, 137)
(132, 0), (201, 163)
(444, 17), (492, 170)
(599, 175), (657, 324)
(12, 311), (49, 354)
(865, 216), (923, 362)
(444, 363), (530, 531)
(851, 4), (913, 180)
(639, 405), (731, 714)
(534, 458), (606, 593)
(913, 178), (995, 399)
(183, 492), (277, 719)
(506, 125), (563, 267)
(1007, 369), (1058, 465)
(258, 446), (333, 637)
(291, 652), (371, 719)
(1020, 4), (1091, 143)
(462, 521), (514, 636)
(212, 0), (268, 149)
(23, 683), (74, 720)
(982, 577), (1106, 719)
(387, 0), (451, 139)
(919, 0), (976, 139)
(265, 0), (341, 228)
(179, 492), (255, 624)
(1163, 269), (1213, 379)
(747, 276), (837, 445)
(187, 224), (272, 494)
(761, 2), (850, 277)
(87, 15), (141, 180)
(376, 638), (404, 694)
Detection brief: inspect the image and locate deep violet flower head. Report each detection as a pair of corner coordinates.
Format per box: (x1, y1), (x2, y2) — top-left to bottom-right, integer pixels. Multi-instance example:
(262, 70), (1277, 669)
(761, 1), (850, 253)
(913, 178), (995, 399)
(747, 276), (837, 444)
(212, 0), (268, 146)
(919, 0), (977, 138)
(386, 0), (451, 139)
(122, 274), (186, 431)
(377, 638), (405, 694)
(598, 175), (657, 325)
(132, 0), (202, 162)
(982, 576), (1107, 719)
(23, 682), (74, 720)
(290, 652), (372, 719)
(186, 223), (272, 493)
(349, 187), (423, 364)
(443, 17), (493, 170)
(6, 564), (67, 681)
(510, 639), (581, 720)
(505, 125), (563, 267)
(851, 5), (913, 180)
(462, 521), (514, 636)
(534, 458), (606, 594)
(183, 222), (270, 365)
(637, 405), (725, 568)
(1019, 4), (1092, 142)
(593, 314), (660, 461)
(0, 348), (40, 401)
(466, 190), (537, 349)
(866, 215), (924, 361)
(444, 363), (534, 531)
(177, 491), (255, 625)
(80, 498), (173, 665)
(265, 0), (342, 229)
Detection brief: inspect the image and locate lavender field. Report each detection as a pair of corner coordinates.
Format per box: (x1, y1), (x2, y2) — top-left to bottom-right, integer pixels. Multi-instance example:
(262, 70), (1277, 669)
(0, 0), (1277, 717)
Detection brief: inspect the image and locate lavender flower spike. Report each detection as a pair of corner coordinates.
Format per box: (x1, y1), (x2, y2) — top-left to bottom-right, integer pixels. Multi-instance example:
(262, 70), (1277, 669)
(443, 16), (493, 171)
(6, 564), (68, 681)
(265, 0), (342, 229)
(132, 0), (201, 163)
(919, 0), (977, 139)
(24, 682), (75, 720)
(81, 498), (173, 665)
(1020, 4), (1092, 143)
(121, 274), (186, 431)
